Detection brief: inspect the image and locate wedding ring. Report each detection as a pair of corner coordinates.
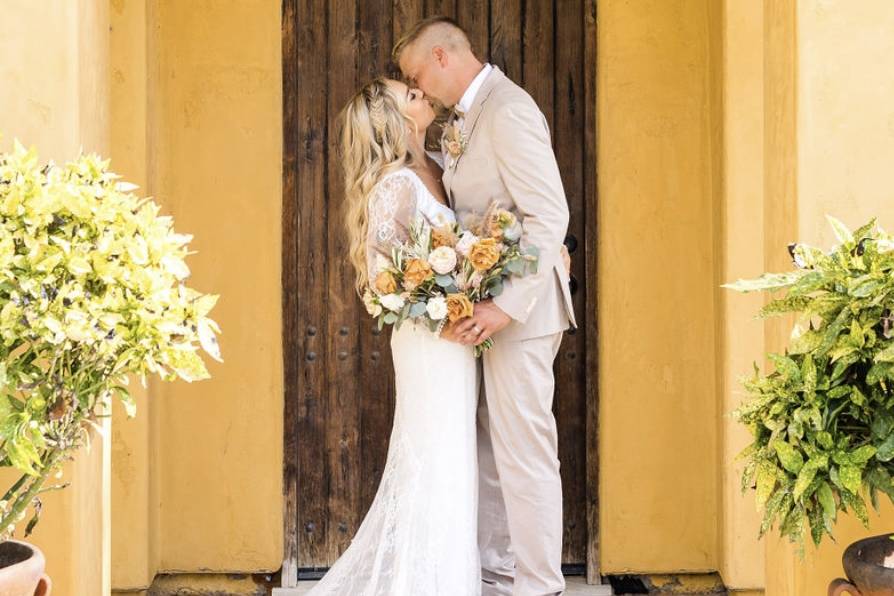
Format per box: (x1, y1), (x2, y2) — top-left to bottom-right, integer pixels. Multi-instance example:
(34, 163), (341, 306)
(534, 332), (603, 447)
(473, 325), (482, 334)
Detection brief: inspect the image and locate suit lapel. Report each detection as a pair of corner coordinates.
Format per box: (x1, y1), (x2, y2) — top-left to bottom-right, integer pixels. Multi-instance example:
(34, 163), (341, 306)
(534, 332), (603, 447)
(443, 66), (505, 204)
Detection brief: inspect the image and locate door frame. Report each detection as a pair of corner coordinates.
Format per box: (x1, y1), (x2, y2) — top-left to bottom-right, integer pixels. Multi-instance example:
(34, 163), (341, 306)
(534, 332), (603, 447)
(280, 0), (599, 587)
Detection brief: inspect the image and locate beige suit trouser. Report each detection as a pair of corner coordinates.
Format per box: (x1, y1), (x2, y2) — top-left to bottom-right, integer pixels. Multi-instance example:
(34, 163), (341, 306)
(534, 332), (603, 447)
(478, 331), (565, 596)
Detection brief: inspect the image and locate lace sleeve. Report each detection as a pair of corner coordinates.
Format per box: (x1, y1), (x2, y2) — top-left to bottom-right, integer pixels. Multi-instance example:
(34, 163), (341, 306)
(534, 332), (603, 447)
(367, 172), (419, 282)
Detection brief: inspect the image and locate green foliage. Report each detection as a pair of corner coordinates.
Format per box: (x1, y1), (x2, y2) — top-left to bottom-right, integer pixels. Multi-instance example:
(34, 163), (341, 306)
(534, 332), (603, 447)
(0, 141), (221, 538)
(724, 216), (894, 548)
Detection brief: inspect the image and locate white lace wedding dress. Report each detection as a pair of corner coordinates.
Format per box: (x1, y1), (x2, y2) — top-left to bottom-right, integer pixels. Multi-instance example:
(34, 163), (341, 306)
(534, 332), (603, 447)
(308, 166), (481, 595)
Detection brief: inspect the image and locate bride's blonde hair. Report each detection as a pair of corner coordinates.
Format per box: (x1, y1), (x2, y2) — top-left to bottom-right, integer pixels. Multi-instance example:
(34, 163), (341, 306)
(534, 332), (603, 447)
(341, 78), (419, 293)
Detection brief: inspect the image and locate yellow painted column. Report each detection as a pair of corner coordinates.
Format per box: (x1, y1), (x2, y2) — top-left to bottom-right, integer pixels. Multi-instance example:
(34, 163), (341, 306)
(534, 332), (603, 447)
(0, 1), (112, 595)
(110, 0), (159, 590)
(108, 0), (284, 585)
(148, 0), (283, 573)
(598, 0), (721, 573)
(718, 0), (766, 590)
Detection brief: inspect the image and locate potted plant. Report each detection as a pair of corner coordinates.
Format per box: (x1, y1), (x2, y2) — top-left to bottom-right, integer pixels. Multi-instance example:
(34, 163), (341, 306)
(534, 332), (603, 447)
(725, 216), (894, 595)
(0, 141), (222, 594)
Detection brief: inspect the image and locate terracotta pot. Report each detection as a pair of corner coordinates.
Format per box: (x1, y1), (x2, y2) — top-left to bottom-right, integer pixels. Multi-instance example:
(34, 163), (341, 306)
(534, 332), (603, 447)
(0, 541), (51, 596)
(829, 534), (894, 596)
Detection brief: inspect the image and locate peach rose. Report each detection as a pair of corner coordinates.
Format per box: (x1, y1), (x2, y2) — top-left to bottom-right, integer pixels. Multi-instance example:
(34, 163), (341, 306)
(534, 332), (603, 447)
(446, 293), (475, 322)
(431, 226), (458, 249)
(447, 140), (463, 157)
(374, 270), (397, 294)
(402, 258), (433, 290)
(468, 237), (501, 272)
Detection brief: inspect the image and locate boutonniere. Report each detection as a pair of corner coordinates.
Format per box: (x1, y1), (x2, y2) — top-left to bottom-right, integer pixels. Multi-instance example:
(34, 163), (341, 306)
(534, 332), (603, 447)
(441, 122), (468, 167)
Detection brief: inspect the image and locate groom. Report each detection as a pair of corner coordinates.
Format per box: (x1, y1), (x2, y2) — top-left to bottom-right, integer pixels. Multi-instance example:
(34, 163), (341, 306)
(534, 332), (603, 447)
(394, 17), (576, 596)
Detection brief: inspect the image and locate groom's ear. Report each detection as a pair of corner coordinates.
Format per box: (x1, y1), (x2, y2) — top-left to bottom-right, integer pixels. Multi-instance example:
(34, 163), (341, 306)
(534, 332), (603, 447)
(432, 46), (449, 68)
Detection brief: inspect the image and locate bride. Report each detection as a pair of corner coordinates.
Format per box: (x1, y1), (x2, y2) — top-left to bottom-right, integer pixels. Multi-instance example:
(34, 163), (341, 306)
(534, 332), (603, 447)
(306, 78), (481, 595)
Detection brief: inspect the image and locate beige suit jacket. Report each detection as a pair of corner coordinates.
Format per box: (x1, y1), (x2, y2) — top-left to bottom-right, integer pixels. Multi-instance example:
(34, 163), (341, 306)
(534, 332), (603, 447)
(443, 66), (576, 342)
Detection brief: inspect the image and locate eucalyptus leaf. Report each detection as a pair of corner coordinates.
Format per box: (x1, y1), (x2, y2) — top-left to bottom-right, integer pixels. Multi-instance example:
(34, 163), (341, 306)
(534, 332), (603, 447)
(409, 302), (428, 318)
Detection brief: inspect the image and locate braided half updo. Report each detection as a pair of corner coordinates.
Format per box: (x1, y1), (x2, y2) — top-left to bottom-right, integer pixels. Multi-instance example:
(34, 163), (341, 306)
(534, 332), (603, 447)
(340, 77), (420, 293)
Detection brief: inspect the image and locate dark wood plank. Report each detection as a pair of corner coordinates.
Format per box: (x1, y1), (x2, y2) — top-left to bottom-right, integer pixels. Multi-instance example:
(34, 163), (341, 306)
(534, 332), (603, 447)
(324, 0), (362, 564)
(489, 0), (521, 80)
(393, 1), (424, 45)
(392, 0), (423, 79)
(456, 0), (489, 61)
(553, 0), (587, 566)
(294, 0), (330, 568)
(357, 0), (397, 519)
(281, 0), (300, 585)
(424, 0), (456, 18)
(583, 0), (600, 583)
(522, 0), (554, 120)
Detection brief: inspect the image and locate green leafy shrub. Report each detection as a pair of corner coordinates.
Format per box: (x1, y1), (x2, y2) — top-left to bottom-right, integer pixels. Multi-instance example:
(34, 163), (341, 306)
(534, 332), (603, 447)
(0, 141), (221, 538)
(725, 216), (894, 548)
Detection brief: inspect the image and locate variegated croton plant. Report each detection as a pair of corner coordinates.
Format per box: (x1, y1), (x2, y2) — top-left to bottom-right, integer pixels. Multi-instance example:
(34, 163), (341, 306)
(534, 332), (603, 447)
(0, 141), (221, 538)
(726, 216), (894, 550)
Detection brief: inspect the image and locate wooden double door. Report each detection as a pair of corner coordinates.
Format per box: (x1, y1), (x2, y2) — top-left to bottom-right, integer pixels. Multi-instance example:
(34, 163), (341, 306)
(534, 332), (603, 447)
(282, 0), (598, 583)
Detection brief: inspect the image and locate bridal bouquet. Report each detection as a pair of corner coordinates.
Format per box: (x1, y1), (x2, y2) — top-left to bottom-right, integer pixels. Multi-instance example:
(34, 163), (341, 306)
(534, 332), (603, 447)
(363, 204), (538, 355)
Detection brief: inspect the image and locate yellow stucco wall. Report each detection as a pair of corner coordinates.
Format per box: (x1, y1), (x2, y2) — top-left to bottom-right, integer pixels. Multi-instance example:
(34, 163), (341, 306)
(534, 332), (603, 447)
(5, 1), (894, 593)
(109, 0), (284, 586)
(0, 1), (111, 595)
(598, 0), (721, 574)
(763, 1), (894, 593)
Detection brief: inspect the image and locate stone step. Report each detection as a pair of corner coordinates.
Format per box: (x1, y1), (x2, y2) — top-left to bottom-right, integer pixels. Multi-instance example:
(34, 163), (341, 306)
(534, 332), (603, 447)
(273, 576), (615, 595)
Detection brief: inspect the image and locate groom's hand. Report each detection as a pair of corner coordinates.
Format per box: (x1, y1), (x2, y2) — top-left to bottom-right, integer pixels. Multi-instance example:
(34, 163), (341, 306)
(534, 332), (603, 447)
(456, 300), (512, 346)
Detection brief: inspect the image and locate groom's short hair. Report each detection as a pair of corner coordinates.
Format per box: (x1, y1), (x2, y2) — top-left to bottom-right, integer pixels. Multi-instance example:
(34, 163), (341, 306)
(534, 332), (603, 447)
(392, 17), (472, 63)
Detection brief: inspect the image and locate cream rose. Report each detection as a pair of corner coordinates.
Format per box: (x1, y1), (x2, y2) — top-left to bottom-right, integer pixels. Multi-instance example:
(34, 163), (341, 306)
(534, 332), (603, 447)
(502, 220), (523, 242)
(428, 246), (458, 275)
(455, 231), (479, 257)
(380, 293), (405, 312)
(362, 290), (382, 317)
(425, 296), (448, 320)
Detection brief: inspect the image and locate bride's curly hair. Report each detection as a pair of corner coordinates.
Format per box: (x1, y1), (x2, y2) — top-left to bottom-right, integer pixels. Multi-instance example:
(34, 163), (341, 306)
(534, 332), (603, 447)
(340, 78), (420, 294)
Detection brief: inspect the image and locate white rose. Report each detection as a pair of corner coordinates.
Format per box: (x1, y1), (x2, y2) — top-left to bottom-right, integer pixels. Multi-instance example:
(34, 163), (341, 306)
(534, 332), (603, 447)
(426, 296), (448, 320)
(428, 246), (458, 275)
(502, 220), (523, 242)
(455, 231), (479, 257)
(380, 293), (405, 312)
(362, 290), (383, 317)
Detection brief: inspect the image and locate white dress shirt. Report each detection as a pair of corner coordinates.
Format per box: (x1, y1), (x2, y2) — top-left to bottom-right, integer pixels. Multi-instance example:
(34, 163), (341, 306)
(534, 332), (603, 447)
(455, 63), (493, 121)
